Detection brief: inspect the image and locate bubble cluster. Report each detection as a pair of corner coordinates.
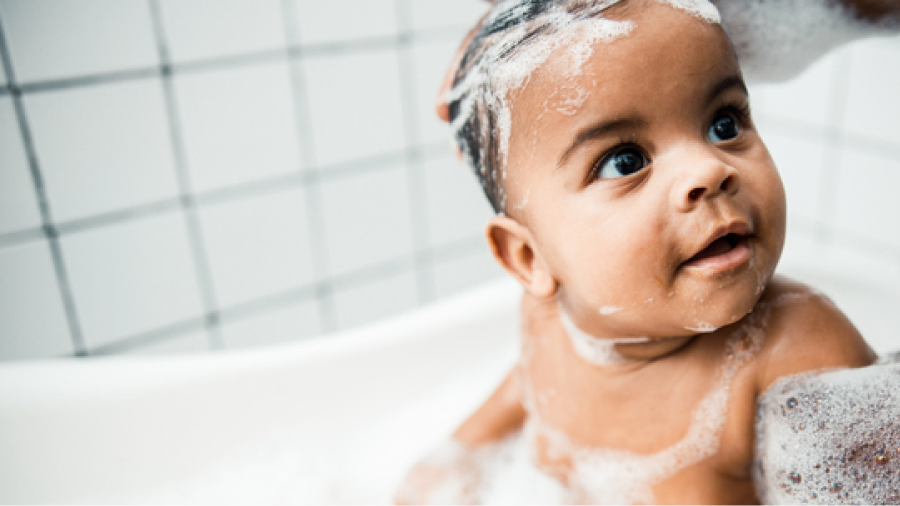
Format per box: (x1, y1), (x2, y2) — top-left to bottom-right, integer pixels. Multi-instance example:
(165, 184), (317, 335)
(754, 355), (900, 504)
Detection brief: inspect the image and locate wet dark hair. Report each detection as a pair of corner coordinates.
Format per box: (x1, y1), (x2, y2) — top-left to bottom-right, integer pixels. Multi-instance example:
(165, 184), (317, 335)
(448, 0), (630, 213)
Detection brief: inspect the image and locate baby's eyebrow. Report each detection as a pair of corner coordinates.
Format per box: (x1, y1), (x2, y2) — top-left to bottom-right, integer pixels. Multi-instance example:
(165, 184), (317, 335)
(557, 117), (647, 168)
(707, 74), (748, 102)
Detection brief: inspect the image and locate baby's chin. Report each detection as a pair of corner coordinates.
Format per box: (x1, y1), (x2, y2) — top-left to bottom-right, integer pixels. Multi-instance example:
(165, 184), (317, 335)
(673, 287), (763, 336)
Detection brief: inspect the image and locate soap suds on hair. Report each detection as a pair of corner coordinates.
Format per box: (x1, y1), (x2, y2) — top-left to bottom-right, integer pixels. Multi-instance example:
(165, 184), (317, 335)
(449, 0), (720, 213)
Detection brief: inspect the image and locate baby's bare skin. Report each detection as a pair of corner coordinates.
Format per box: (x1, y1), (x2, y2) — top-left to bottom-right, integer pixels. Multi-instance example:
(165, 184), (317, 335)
(398, 0), (889, 503)
(518, 278), (873, 503)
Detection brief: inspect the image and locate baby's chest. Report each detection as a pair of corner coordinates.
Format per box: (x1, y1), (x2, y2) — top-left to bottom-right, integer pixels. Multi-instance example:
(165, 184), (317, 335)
(521, 348), (760, 479)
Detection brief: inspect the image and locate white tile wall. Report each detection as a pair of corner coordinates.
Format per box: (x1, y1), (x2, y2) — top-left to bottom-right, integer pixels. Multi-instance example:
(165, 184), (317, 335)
(0, 0), (158, 83)
(319, 165), (415, 277)
(751, 52), (839, 128)
(411, 40), (459, 147)
(159, 0), (286, 64)
(0, 241), (72, 360)
(762, 132), (829, 227)
(408, 0), (487, 32)
(120, 330), (210, 356)
(60, 212), (204, 349)
(221, 299), (321, 349)
(303, 49), (406, 166)
(423, 156), (493, 248)
(842, 35), (900, 145)
(199, 188), (317, 309)
(333, 269), (418, 330)
(0, 97), (42, 235)
(23, 80), (180, 222)
(294, 0), (398, 46)
(174, 61), (303, 193)
(433, 246), (503, 299)
(835, 147), (900, 250)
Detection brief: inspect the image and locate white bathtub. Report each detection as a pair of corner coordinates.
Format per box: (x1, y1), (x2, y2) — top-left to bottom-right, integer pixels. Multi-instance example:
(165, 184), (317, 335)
(1, 252), (898, 504)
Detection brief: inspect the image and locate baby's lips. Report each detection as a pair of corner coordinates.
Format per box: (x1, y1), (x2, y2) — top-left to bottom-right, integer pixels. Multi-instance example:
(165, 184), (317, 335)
(686, 221), (753, 264)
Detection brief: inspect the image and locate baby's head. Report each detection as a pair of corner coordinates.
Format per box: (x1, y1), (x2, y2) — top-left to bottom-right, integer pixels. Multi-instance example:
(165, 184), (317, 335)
(450, 0), (788, 342)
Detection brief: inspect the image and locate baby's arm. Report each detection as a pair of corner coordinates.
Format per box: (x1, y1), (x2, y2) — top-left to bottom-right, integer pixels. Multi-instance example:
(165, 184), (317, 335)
(452, 366), (527, 446)
(395, 310), (527, 504)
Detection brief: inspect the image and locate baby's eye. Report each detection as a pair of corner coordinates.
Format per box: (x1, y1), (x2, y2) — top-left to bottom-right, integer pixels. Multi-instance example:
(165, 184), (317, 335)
(708, 112), (740, 143)
(595, 146), (649, 179)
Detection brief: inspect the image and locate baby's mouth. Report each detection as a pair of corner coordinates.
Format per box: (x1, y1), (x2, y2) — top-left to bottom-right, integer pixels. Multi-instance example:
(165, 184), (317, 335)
(683, 223), (753, 272)
(690, 233), (744, 262)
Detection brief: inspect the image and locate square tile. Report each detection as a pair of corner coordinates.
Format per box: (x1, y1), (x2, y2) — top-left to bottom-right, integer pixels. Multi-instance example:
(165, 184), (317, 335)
(23, 79), (180, 223)
(762, 132), (828, 225)
(198, 188), (317, 309)
(834, 147), (900, 250)
(221, 299), (322, 349)
(60, 212), (204, 348)
(332, 269), (417, 330)
(410, 39), (459, 147)
(294, 0), (397, 46)
(121, 329), (211, 356)
(159, 0), (286, 64)
(174, 61), (303, 193)
(423, 156), (493, 248)
(843, 35), (900, 146)
(433, 245), (504, 299)
(0, 0), (158, 83)
(0, 97), (42, 235)
(320, 166), (415, 277)
(408, 0), (489, 32)
(0, 241), (73, 361)
(303, 50), (406, 166)
(751, 49), (837, 129)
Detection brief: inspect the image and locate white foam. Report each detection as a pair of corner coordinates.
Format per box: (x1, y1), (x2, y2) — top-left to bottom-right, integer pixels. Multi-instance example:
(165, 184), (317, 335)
(717, 0), (889, 83)
(598, 305), (623, 315)
(755, 357), (900, 504)
(558, 307), (629, 365)
(657, 0), (720, 24)
(685, 322), (719, 333)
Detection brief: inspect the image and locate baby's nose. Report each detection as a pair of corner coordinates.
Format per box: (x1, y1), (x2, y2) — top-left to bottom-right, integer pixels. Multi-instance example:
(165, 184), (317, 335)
(671, 150), (740, 212)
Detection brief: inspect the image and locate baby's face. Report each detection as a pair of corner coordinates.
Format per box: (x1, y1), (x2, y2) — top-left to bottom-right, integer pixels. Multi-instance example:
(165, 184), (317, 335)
(503, 1), (786, 340)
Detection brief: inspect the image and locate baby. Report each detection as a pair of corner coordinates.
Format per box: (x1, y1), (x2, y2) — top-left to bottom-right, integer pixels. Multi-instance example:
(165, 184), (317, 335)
(396, 0), (894, 503)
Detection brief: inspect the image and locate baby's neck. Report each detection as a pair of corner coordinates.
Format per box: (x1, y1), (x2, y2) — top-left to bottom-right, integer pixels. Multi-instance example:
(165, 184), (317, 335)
(557, 304), (699, 365)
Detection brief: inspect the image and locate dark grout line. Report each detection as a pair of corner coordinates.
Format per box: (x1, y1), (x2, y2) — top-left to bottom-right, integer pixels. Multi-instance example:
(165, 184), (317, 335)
(17, 67), (161, 94)
(430, 235), (487, 263)
(0, 142), (457, 251)
(81, 238), (488, 356)
(7, 28), (468, 97)
(0, 13), (87, 356)
(395, 0), (436, 304)
(149, 0), (222, 350)
(0, 227), (44, 249)
(56, 197), (183, 235)
(218, 284), (318, 325)
(86, 316), (207, 356)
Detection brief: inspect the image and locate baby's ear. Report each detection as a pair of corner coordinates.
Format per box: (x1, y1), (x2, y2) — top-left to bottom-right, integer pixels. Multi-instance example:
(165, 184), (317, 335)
(486, 215), (558, 299)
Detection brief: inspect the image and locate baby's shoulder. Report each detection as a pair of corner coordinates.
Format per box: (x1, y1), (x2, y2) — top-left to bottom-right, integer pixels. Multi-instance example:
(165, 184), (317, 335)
(750, 275), (876, 393)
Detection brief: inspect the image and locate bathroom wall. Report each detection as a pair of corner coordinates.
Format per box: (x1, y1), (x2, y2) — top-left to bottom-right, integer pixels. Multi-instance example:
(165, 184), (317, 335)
(0, 0), (898, 361)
